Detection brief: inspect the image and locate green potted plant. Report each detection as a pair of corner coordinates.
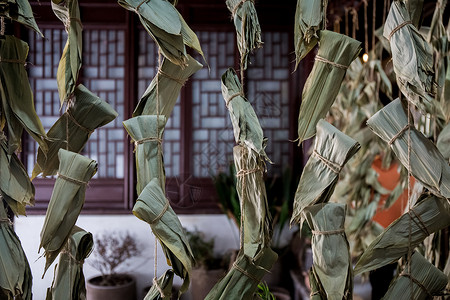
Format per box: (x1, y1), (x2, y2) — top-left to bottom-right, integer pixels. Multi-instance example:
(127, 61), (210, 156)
(186, 229), (230, 300)
(86, 231), (140, 300)
(213, 165), (297, 288)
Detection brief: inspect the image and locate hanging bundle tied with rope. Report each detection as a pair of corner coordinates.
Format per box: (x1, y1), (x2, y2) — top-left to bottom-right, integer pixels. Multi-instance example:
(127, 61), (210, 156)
(45, 226), (93, 300)
(291, 120), (360, 225)
(366, 98), (450, 199)
(39, 149), (98, 274)
(225, 0), (262, 70)
(133, 178), (194, 296)
(354, 195), (450, 274)
(133, 55), (202, 119)
(0, 35), (48, 154)
(123, 115), (166, 194)
(32, 84), (118, 179)
(296, 30), (361, 144)
(0, 203), (32, 300)
(302, 203), (353, 300)
(0, 135), (35, 216)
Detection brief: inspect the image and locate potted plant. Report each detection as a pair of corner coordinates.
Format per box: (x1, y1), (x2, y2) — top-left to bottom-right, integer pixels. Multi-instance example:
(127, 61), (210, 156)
(86, 231), (140, 300)
(186, 229), (230, 300)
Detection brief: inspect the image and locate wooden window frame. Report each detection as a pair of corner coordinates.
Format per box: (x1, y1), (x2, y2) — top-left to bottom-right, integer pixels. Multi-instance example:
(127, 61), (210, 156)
(25, 0), (303, 215)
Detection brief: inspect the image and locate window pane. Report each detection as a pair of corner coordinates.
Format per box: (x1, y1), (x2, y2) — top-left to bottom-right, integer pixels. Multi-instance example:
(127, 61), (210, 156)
(26, 28), (126, 179)
(191, 31), (236, 178)
(247, 32), (291, 175)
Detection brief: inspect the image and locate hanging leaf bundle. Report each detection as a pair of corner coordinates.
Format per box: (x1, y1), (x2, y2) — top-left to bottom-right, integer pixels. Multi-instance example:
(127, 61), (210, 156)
(132, 178), (194, 295)
(382, 251), (448, 300)
(294, 0), (325, 68)
(118, 0), (204, 66)
(0, 35), (48, 154)
(221, 68), (269, 161)
(143, 270), (174, 300)
(51, 0), (83, 105)
(0, 133), (34, 216)
(45, 226), (93, 300)
(32, 84), (118, 179)
(354, 195), (450, 274)
(0, 0), (42, 36)
(297, 30), (361, 144)
(367, 98), (450, 199)
(123, 115), (166, 194)
(233, 145), (271, 258)
(302, 203), (353, 300)
(40, 149), (97, 274)
(290, 120), (360, 225)
(205, 247), (277, 300)
(0, 203), (32, 300)
(383, 0), (434, 113)
(133, 55), (202, 118)
(225, 0), (262, 69)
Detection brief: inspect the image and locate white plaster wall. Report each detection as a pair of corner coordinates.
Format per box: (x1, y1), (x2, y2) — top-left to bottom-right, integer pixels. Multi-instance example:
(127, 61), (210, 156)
(14, 214), (240, 300)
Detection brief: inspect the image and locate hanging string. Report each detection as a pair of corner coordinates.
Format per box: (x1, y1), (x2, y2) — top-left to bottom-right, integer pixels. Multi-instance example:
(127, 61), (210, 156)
(0, 17), (4, 36)
(372, 0), (376, 51)
(238, 152), (246, 250)
(345, 7), (350, 36)
(383, 0), (388, 24)
(350, 7), (359, 39)
(334, 16), (342, 33)
(363, 0), (369, 54)
(406, 100), (413, 299)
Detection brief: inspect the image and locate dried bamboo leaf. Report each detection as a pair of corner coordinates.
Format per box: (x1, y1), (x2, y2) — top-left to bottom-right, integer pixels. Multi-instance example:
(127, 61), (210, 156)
(382, 251), (447, 300)
(205, 247), (277, 300)
(297, 30), (361, 144)
(354, 195), (450, 274)
(294, 0), (325, 67)
(437, 122), (450, 160)
(303, 203), (353, 300)
(290, 120), (360, 225)
(39, 149), (97, 274)
(0, 0), (42, 36)
(133, 178), (194, 295)
(45, 226), (93, 300)
(383, 0), (434, 112)
(0, 202), (32, 300)
(0, 35), (48, 154)
(233, 145), (271, 258)
(0, 133), (34, 216)
(222, 68), (269, 161)
(143, 270), (174, 300)
(133, 55), (202, 118)
(367, 98), (450, 199)
(123, 115), (166, 194)
(52, 0), (82, 105)
(118, 0), (203, 66)
(32, 84), (118, 179)
(225, 0), (262, 69)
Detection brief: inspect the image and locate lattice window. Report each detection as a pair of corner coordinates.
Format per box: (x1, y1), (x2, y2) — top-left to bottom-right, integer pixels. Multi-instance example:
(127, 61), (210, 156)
(137, 29), (180, 177)
(26, 28), (127, 179)
(247, 31), (291, 175)
(26, 28), (64, 174)
(191, 31), (236, 177)
(191, 31), (291, 177)
(81, 29), (126, 179)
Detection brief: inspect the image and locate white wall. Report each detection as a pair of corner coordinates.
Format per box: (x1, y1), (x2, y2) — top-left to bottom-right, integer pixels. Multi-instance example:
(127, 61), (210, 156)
(14, 214), (240, 300)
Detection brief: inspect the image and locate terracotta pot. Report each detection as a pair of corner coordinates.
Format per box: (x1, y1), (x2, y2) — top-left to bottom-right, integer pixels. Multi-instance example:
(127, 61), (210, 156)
(86, 274), (136, 300)
(190, 268), (226, 300)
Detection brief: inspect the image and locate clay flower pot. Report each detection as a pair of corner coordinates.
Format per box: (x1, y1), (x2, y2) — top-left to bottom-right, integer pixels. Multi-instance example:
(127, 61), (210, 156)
(86, 274), (137, 300)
